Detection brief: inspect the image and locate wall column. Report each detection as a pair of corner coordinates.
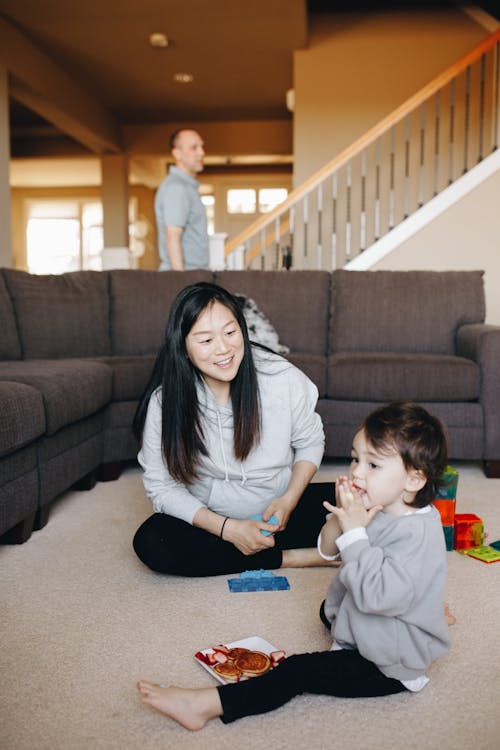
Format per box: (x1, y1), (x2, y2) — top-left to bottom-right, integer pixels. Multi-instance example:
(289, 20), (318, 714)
(0, 65), (12, 267)
(101, 154), (130, 267)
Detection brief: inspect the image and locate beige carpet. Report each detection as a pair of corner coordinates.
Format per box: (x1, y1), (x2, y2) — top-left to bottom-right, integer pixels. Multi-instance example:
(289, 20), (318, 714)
(1, 460), (499, 750)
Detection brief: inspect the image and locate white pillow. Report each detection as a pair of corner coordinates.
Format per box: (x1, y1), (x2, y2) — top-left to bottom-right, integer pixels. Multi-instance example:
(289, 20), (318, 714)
(236, 294), (290, 355)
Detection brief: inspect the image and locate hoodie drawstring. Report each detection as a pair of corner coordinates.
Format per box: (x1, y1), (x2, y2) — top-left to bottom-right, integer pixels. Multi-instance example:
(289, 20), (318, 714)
(216, 411), (230, 482)
(216, 410), (247, 485)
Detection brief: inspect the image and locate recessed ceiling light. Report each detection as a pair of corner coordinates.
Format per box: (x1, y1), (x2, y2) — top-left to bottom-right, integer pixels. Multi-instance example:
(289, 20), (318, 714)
(149, 32), (169, 48)
(173, 72), (194, 84)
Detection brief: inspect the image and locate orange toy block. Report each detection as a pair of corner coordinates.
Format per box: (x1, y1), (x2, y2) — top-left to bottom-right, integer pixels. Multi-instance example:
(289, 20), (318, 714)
(432, 498), (456, 526)
(454, 513), (484, 550)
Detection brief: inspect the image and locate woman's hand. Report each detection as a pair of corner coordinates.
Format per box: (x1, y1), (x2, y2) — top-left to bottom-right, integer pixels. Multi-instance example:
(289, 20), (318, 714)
(222, 518), (277, 556)
(261, 495), (296, 531)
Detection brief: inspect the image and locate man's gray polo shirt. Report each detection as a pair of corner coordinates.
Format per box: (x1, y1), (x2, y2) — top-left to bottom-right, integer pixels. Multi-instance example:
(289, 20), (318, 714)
(154, 165), (209, 270)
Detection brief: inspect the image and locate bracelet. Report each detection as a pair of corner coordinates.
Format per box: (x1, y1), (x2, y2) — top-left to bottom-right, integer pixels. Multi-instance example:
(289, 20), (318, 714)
(220, 516), (229, 539)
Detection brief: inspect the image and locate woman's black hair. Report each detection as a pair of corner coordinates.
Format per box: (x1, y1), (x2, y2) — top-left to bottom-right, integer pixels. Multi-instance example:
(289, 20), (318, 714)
(133, 282), (260, 484)
(361, 402), (448, 507)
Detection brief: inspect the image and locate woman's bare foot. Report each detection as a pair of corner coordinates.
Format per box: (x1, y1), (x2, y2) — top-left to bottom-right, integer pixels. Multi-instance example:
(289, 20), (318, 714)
(137, 680), (222, 731)
(444, 602), (457, 626)
(281, 547), (341, 568)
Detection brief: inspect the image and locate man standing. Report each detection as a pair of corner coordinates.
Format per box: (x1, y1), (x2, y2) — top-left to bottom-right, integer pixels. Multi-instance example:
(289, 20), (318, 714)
(155, 129), (209, 270)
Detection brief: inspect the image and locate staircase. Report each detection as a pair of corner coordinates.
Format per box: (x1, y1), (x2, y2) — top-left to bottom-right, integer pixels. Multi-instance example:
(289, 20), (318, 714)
(223, 28), (500, 272)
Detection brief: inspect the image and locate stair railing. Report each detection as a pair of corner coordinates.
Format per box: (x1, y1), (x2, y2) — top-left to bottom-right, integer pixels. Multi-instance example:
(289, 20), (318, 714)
(224, 28), (500, 271)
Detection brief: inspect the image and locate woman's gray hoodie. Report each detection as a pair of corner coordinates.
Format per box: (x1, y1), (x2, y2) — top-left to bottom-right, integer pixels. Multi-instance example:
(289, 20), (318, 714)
(138, 347), (325, 524)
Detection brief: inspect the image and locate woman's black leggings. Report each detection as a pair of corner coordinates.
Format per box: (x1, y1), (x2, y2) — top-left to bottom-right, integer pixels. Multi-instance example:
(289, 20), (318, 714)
(132, 482), (334, 577)
(217, 649), (408, 723)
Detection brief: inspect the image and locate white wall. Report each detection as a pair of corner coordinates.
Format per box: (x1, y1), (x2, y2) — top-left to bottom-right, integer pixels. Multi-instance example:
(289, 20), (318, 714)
(372, 166), (500, 325)
(293, 9), (488, 185)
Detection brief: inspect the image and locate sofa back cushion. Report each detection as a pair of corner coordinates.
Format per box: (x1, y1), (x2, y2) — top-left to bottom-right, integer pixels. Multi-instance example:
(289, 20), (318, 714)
(3, 269), (110, 358)
(215, 270), (331, 355)
(0, 271), (22, 360)
(329, 269), (485, 354)
(109, 269), (213, 355)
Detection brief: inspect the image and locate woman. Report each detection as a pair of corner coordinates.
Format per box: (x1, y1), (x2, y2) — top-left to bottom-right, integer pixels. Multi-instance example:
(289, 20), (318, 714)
(132, 281), (333, 576)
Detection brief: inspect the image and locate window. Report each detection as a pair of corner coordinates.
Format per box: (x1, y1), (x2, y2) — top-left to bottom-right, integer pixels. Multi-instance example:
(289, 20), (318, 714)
(226, 187), (287, 215)
(25, 198), (138, 274)
(227, 189), (257, 214)
(258, 188), (288, 213)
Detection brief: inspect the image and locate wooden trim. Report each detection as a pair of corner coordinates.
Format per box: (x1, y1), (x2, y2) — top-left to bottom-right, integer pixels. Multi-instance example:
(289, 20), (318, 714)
(225, 28), (500, 257)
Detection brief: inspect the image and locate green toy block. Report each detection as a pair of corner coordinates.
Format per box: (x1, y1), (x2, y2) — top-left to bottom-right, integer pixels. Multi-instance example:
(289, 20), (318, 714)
(436, 465), (459, 499)
(458, 545), (500, 564)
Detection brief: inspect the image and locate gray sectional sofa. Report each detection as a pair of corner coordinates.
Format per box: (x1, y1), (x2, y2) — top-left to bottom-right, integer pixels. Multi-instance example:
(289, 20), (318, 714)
(1, 266), (499, 544)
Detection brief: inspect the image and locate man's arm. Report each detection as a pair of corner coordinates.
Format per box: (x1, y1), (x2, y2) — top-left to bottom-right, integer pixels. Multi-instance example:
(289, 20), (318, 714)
(165, 225), (185, 270)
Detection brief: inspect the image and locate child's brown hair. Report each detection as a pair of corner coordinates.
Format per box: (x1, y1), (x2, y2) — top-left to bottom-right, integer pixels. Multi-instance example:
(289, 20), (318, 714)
(362, 402), (448, 507)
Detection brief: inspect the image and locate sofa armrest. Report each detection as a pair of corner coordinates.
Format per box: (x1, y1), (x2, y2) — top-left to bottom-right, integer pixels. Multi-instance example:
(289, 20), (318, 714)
(456, 323), (500, 463)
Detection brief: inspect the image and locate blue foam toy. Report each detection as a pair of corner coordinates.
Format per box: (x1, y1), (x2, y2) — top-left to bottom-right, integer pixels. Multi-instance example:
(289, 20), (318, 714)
(228, 569), (290, 592)
(250, 514), (279, 535)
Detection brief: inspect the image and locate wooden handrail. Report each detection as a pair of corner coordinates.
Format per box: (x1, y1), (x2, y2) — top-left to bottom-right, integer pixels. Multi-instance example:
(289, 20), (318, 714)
(225, 27), (500, 257)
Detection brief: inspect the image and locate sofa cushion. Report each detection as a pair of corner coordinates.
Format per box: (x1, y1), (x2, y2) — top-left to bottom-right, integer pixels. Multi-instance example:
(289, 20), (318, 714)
(0, 272), (22, 360)
(330, 270), (485, 354)
(327, 352), (480, 402)
(96, 355), (156, 401)
(109, 269), (213, 356)
(216, 270), (331, 356)
(318, 399), (483, 460)
(0, 360), (112, 435)
(0, 381), (45, 457)
(3, 269), (110, 358)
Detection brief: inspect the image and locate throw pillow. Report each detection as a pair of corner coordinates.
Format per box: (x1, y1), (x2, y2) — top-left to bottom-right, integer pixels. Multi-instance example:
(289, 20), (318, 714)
(236, 295), (290, 355)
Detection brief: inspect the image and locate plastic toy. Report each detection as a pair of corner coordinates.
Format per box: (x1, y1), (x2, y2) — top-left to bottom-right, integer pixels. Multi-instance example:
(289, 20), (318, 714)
(433, 499), (456, 526)
(250, 514), (279, 536)
(436, 465), (459, 499)
(458, 545), (500, 564)
(432, 465), (459, 550)
(442, 525), (454, 552)
(228, 569), (290, 592)
(454, 513), (484, 550)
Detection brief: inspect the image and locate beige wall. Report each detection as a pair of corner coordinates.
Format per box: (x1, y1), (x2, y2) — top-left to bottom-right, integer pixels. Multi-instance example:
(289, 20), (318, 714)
(293, 9), (489, 186)
(372, 166), (500, 325)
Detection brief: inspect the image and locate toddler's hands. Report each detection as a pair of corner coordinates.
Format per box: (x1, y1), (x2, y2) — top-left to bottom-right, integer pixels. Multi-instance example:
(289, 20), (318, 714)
(330, 478), (381, 533)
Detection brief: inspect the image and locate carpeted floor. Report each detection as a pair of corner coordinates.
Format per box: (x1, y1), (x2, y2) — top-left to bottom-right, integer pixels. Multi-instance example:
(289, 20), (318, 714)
(1, 460), (499, 750)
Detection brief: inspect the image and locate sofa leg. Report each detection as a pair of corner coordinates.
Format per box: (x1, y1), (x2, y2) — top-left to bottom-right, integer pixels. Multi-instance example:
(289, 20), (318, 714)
(0, 512), (36, 544)
(484, 460), (500, 478)
(72, 469), (98, 491)
(98, 461), (123, 482)
(34, 505), (50, 531)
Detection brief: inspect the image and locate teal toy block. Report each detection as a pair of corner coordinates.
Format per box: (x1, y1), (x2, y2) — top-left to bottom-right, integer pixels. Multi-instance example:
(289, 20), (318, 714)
(442, 525), (454, 551)
(436, 465), (459, 499)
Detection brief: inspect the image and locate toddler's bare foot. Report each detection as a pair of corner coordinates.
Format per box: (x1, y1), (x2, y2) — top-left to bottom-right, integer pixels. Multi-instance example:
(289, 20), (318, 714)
(137, 680), (222, 731)
(444, 602), (457, 626)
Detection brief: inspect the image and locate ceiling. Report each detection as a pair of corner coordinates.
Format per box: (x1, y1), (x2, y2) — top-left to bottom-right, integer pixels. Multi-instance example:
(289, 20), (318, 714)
(3, 1), (306, 147)
(2, 0), (497, 187)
